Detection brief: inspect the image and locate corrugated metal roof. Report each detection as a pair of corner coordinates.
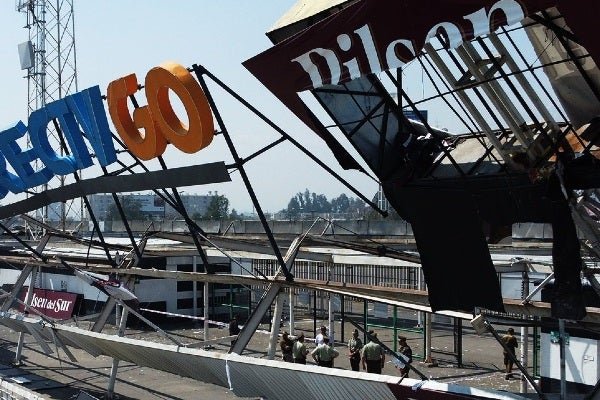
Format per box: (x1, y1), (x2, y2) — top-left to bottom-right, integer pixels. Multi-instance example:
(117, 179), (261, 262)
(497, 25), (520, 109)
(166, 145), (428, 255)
(0, 312), (531, 400)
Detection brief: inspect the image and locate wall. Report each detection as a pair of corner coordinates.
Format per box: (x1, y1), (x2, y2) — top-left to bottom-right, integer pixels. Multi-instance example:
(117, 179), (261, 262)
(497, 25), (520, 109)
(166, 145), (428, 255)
(93, 219), (414, 237)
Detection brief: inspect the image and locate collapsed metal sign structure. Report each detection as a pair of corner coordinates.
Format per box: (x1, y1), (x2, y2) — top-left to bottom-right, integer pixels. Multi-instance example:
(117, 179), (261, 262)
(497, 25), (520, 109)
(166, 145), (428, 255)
(1, 0), (600, 398)
(245, 0), (600, 319)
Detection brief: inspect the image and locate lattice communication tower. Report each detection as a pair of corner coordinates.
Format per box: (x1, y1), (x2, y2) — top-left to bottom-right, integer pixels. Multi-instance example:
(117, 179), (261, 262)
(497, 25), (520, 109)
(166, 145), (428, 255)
(16, 0), (79, 229)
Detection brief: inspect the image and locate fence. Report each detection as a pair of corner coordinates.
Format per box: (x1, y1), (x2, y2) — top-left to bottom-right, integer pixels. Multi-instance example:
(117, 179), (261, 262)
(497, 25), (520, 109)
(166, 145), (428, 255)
(248, 259), (426, 339)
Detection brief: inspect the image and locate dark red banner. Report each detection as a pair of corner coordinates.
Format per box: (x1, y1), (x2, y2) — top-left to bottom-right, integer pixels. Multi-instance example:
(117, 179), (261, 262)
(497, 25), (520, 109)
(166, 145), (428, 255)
(19, 287), (80, 319)
(244, 0), (598, 134)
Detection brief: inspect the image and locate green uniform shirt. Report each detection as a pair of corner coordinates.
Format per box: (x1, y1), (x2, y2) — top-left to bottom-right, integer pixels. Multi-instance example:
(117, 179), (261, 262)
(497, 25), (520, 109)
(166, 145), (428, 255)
(502, 334), (518, 355)
(311, 344), (339, 362)
(362, 341), (383, 361)
(293, 341), (307, 359)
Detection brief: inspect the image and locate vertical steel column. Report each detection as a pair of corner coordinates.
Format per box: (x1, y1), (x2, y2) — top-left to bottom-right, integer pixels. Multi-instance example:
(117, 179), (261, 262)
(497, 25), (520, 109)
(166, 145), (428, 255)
(192, 256), (198, 319)
(288, 289), (294, 335)
(340, 294), (345, 345)
(521, 271), (530, 394)
(559, 319), (566, 400)
(425, 312), (432, 364)
(313, 291), (317, 338)
(534, 318), (540, 377)
(328, 295), (334, 346)
(267, 291), (285, 360)
(229, 285), (234, 320)
(454, 318), (463, 367)
(393, 306), (398, 352)
(363, 300), (368, 343)
(204, 282), (209, 342)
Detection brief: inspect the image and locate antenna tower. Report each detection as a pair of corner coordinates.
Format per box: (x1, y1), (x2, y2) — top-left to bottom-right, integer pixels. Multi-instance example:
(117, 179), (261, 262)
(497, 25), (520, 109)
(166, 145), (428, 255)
(16, 0), (79, 230)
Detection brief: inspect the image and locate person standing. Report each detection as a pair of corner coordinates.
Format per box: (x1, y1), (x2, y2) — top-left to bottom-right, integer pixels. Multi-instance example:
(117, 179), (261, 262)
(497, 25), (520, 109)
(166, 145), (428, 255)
(228, 315), (240, 336)
(311, 336), (339, 367)
(315, 325), (328, 345)
(347, 329), (363, 371)
(501, 328), (518, 380)
(397, 336), (412, 377)
(280, 331), (294, 362)
(293, 333), (309, 364)
(361, 330), (385, 374)
(228, 315), (240, 345)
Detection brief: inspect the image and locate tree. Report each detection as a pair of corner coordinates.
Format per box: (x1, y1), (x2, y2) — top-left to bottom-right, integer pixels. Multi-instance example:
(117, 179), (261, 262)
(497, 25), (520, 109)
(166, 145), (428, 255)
(347, 197), (367, 218)
(311, 192), (330, 212)
(204, 194), (229, 220)
(285, 189), (332, 218)
(281, 190), (382, 220)
(286, 196), (301, 219)
(331, 194), (350, 213)
(106, 196), (145, 220)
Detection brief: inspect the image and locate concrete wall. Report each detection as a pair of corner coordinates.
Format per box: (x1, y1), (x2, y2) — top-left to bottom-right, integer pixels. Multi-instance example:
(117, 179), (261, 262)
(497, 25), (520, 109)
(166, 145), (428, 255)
(86, 219), (414, 237)
(0, 379), (47, 400)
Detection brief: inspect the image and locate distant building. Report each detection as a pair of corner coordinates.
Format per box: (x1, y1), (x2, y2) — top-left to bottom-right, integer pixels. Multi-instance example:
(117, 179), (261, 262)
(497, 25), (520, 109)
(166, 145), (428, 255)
(43, 202), (65, 222)
(165, 193), (214, 219)
(374, 185), (389, 213)
(87, 193), (215, 221)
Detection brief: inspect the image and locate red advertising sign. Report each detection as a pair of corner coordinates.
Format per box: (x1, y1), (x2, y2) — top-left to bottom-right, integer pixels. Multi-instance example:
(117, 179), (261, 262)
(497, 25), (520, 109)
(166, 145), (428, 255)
(243, 0), (598, 137)
(19, 287), (80, 319)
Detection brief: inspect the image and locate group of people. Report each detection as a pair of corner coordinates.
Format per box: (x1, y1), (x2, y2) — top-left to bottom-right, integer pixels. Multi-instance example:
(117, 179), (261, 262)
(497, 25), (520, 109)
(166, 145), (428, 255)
(279, 325), (413, 377)
(354, 329), (412, 376)
(280, 326), (338, 367)
(235, 315), (519, 380)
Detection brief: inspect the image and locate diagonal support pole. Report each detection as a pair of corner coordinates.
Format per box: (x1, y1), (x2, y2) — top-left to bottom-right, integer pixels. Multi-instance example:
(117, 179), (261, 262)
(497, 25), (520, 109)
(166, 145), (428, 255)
(230, 237), (303, 355)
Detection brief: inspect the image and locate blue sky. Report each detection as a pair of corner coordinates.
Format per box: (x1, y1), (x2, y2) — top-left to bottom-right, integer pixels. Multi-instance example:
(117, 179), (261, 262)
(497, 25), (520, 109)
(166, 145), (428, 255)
(0, 2), (377, 214)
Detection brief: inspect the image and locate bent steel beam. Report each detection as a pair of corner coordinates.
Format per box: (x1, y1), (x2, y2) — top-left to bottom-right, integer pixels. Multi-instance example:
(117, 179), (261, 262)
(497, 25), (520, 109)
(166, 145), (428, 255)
(230, 237), (303, 355)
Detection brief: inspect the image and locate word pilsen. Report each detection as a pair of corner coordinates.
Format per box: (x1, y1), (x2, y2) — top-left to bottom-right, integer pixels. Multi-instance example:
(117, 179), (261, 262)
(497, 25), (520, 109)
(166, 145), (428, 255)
(0, 62), (214, 199)
(292, 0), (525, 89)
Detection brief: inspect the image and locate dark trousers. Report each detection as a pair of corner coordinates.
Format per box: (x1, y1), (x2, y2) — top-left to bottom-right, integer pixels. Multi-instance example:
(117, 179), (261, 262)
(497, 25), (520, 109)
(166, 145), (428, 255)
(318, 360), (333, 368)
(504, 352), (515, 373)
(366, 359), (382, 374)
(294, 358), (306, 364)
(350, 355), (360, 371)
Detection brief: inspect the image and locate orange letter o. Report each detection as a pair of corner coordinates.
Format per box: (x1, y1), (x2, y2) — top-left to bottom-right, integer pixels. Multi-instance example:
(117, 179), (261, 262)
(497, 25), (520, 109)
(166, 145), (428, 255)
(145, 62), (214, 154)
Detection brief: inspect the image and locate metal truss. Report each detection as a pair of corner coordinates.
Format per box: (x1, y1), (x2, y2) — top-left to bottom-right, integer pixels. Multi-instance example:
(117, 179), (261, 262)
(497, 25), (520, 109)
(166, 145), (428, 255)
(17, 0), (80, 228)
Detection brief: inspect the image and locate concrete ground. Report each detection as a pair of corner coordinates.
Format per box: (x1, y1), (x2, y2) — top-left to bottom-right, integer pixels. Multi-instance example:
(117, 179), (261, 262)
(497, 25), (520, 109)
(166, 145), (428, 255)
(0, 317), (541, 400)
